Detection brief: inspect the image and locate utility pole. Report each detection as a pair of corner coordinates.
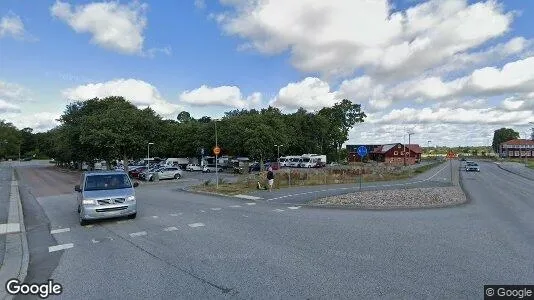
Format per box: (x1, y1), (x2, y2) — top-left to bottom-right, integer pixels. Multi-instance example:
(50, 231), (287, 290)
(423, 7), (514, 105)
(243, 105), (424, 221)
(407, 132), (414, 165)
(147, 142), (154, 175)
(427, 140), (431, 158)
(274, 144), (283, 168)
(214, 119), (219, 189)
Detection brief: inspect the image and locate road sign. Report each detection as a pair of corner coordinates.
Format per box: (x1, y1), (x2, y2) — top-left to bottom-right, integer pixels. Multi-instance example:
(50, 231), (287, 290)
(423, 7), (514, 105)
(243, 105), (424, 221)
(213, 146), (221, 156)
(446, 151), (456, 159)
(357, 146), (368, 157)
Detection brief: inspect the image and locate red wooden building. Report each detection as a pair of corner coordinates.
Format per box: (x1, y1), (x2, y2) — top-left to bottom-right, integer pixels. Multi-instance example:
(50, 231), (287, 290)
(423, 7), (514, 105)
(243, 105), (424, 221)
(371, 143), (422, 165)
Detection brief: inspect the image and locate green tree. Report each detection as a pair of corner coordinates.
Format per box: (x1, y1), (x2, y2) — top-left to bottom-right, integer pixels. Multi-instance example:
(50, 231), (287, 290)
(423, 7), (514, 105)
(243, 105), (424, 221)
(492, 128), (520, 153)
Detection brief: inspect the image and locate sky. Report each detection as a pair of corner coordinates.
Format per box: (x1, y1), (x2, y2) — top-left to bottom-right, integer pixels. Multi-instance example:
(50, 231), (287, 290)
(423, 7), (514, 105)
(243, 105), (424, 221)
(1, 0), (534, 147)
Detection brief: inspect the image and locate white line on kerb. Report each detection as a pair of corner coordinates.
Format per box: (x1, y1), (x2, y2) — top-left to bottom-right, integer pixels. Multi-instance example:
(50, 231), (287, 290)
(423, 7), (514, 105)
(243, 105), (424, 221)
(0, 223), (20, 234)
(229, 205), (242, 208)
(273, 209), (285, 212)
(245, 203), (256, 206)
(210, 208), (222, 211)
(170, 213), (179, 216)
(288, 206), (301, 210)
(129, 231), (147, 237)
(50, 228), (70, 234)
(266, 163), (450, 201)
(49, 243), (74, 252)
(163, 226), (178, 232)
(188, 223), (205, 228)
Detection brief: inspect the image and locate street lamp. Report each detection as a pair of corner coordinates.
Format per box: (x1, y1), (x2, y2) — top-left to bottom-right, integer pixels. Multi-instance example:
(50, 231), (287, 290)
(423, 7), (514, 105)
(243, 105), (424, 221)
(427, 140), (431, 157)
(147, 142), (154, 174)
(214, 119), (220, 189)
(274, 144), (283, 168)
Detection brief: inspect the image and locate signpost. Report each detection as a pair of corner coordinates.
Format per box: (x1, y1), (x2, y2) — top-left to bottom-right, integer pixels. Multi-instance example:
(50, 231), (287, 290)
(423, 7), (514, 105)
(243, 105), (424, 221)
(357, 146), (368, 191)
(446, 151), (455, 185)
(213, 146), (220, 189)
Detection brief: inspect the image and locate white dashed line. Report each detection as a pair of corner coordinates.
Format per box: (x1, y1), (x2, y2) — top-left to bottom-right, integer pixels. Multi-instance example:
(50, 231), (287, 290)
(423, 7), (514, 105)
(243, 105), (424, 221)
(210, 208), (222, 211)
(49, 243), (74, 253)
(188, 223), (205, 228)
(51, 228), (70, 234)
(288, 206), (301, 210)
(200, 210), (206, 213)
(245, 203), (256, 206)
(163, 226), (178, 232)
(235, 194), (263, 200)
(151, 216), (159, 219)
(129, 231), (147, 237)
(273, 209), (285, 212)
(0, 223), (20, 234)
(229, 205), (242, 208)
(170, 213), (179, 216)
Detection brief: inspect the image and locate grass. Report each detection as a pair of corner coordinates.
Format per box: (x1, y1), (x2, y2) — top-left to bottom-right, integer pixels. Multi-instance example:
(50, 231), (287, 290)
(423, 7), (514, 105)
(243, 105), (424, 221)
(193, 161), (444, 195)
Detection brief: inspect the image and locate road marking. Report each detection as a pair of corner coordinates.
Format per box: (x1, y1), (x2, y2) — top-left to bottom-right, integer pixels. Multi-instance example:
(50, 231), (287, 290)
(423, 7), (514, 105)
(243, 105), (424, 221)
(50, 228), (70, 234)
(266, 163), (451, 201)
(91, 239), (99, 244)
(245, 203), (256, 206)
(288, 206), (301, 210)
(0, 223), (20, 234)
(49, 243), (74, 253)
(188, 223), (205, 228)
(170, 213), (179, 216)
(116, 220), (130, 224)
(151, 216), (159, 219)
(235, 194), (263, 200)
(243, 215), (248, 218)
(163, 226), (178, 232)
(83, 224), (94, 228)
(273, 209), (285, 212)
(129, 231), (147, 237)
(210, 208), (222, 211)
(229, 205), (242, 208)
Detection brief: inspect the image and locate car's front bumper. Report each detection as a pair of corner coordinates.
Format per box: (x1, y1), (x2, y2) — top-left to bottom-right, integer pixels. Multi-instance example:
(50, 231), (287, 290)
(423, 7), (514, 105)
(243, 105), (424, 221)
(81, 203), (137, 220)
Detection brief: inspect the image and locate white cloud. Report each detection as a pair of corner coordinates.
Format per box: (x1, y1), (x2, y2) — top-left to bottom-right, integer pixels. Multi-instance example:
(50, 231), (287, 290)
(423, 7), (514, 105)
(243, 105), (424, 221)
(62, 79), (182, 117)
(270, 77), (340, 111)
(0, 80), (34, 113)
(500, 94), (534, 112)
(50, 1), (149, 55)
(0, 99), (20, 113)
(179, 85), (260, 109)
(0, 111), (61, 132)
(216, 0), (513, 79)
(194, 0), (206, 9)
(0, 13), (25, 38)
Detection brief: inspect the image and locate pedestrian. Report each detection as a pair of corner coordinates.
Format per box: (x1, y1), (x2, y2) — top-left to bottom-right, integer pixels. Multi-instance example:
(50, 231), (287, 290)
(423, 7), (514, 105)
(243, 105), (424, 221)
(267, 167), (274, 192)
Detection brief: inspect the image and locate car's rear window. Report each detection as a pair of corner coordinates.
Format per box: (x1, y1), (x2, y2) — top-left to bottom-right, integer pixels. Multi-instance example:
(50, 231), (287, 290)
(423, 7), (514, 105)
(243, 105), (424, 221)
(84, 174), (132, 191)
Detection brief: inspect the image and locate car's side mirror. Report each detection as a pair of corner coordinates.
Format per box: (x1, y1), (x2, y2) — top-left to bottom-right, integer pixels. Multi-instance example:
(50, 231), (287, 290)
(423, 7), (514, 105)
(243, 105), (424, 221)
(74, 185), (81, 192)
(133, 182), (139, 188)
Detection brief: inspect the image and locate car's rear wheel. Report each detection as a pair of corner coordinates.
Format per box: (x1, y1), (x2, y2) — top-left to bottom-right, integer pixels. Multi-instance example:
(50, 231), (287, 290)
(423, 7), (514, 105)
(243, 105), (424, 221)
(174, 173), (181, 179)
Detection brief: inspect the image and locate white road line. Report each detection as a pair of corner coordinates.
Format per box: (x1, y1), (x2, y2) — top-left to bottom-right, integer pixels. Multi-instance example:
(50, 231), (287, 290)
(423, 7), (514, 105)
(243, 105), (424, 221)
(288, 206), (301, 210)
(235, 194), (263, 200)
(91, 239), (99, 244)
(170, 213), (179, 216)
(151, 216), (159, 219)
(50, 228), (70, 234)
(273, 209), (285, 212)
(243, 215), (249, 218)
(48, 243), (74, 253)
(245, 203), (256, 206)
(229, 205), (242, 208)
(266, 163), (451, 201)
(0, 223), (20, 234)
(210, 208), (222, 211)
(200, 210), (206, 212)
(188, 223), (205, 228)
(116, 220), (130, 224)
(129, 231), (147, 237)
(163, 226), (179, 232)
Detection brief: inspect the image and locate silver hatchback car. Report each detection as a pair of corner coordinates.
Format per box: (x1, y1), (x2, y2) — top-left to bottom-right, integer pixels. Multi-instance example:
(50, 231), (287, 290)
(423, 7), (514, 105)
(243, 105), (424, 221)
(75, 171), (138, 226)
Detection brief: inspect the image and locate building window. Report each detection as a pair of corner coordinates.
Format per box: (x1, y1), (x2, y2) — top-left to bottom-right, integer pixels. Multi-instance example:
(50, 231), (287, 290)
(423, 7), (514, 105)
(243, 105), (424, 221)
(400, 151), (405, 155)
(515, 151), (520, 156)
(394, 151), (398, 155)
(398, 158), (402, 161)
(398, 145), (401, 149)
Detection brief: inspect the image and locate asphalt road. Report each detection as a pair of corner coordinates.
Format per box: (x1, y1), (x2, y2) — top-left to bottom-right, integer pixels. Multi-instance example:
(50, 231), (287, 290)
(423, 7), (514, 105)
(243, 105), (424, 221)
(13, 160), (534, 299)
(0, 163), (13, 264)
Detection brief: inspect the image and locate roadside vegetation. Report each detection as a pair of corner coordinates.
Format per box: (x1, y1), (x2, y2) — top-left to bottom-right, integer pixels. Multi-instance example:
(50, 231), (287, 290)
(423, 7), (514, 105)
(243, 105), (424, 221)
(193, 160), (444, 195)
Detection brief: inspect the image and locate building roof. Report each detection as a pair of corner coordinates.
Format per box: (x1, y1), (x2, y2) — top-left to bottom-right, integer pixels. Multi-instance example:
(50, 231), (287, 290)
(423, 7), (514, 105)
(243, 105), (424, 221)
(501, 139), (534, 146)
(371, 143), (423, 154)
(405, 144), (423, 154)
(372, 144), (398, 154)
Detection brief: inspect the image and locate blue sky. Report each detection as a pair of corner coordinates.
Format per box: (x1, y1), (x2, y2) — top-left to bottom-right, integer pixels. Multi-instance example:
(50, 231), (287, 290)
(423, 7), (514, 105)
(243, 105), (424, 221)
(1, 0), (534, 146)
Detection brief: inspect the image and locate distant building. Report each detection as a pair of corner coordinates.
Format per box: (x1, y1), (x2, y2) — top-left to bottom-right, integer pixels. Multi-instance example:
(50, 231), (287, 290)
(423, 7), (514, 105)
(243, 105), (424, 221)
(500, 139), (534, 158)
(346, 143), (422, 165)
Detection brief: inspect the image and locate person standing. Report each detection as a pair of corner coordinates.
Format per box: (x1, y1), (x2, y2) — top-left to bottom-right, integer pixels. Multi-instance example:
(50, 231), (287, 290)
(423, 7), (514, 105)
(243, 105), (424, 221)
(267, 167), (274, 192)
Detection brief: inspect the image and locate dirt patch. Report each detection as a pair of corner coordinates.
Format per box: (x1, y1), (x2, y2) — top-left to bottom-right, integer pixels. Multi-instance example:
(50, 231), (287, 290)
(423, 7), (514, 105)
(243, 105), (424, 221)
(310, 186), (467, 209)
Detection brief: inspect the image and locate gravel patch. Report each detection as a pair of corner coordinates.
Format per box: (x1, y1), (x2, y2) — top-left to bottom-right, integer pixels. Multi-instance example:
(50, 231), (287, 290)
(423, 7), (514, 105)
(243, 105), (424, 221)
(310, 186), (467, 209)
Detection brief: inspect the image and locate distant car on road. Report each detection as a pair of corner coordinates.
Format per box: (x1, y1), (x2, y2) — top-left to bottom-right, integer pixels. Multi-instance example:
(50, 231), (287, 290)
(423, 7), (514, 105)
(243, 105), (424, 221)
(186, 164), (203, 172)
(75, 171), (138, 226)
(202, 165), (223, 173)
(465, 162), (480, 172)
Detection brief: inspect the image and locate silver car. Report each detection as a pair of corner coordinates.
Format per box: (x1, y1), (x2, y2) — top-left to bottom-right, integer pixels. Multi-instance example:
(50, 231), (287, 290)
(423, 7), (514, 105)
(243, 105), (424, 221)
(75, 171), (138, 226)
(146, 167), (183, 181)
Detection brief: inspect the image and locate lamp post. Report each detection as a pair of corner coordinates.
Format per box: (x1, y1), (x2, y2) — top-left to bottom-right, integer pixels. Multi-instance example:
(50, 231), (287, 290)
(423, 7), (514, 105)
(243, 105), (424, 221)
(427, 140), (431, 158)
(214, 119), (219, 189)
(407, 132), (414, 165)
(147, 142), (154, 175)
(274, 144), (283, 168)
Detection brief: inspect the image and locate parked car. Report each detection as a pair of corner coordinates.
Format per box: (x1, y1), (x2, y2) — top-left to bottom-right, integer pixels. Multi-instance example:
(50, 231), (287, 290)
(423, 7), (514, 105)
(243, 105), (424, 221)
(186, 164), (203, 172)
(145, 167), (183, 181)
(75, 171), (139, 226)
(248, 163), (261, 173)
(139, 167), (164, 181)
(202, 165), (223, 173)
(129, 166), (147, 179)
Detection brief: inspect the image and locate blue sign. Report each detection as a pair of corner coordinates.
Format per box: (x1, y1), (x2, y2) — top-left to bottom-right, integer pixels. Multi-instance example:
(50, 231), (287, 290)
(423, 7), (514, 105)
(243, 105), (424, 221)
(357, 146), (368, 157)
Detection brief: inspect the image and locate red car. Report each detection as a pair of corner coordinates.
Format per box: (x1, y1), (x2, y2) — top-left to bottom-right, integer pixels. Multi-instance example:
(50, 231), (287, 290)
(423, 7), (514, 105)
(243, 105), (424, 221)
(129, 166), (147, 179)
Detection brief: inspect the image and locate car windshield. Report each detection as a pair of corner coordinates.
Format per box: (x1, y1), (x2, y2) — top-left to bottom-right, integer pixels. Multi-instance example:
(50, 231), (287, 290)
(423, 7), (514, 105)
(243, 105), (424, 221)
(84, 174), (132, 191)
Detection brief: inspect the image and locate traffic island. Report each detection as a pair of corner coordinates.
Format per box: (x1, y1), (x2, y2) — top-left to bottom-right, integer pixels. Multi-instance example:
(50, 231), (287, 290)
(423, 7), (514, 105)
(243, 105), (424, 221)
(308, 186), (467, 209)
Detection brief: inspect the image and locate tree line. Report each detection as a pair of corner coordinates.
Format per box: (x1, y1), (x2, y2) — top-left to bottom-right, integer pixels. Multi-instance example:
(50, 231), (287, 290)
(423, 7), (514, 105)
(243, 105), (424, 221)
(1, 96), (367, 170)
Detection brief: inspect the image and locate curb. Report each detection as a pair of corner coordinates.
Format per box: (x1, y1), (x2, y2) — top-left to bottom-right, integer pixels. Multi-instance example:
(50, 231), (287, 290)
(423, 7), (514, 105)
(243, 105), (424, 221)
(494, 163), (534, 181)
(178, 187), (237, 199)
(0, 169), (29, 300)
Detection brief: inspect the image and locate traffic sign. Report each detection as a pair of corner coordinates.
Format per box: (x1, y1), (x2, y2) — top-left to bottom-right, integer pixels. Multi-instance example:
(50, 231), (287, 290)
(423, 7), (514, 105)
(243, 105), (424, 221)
(357, 146), (368, 158)
(446, 151), (456, 159)
(213, 146), (221, 156)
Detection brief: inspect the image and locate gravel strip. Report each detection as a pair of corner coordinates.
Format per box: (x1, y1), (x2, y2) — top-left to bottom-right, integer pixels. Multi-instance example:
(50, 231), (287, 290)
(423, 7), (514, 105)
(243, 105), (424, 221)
(310, 186), (467, 209)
